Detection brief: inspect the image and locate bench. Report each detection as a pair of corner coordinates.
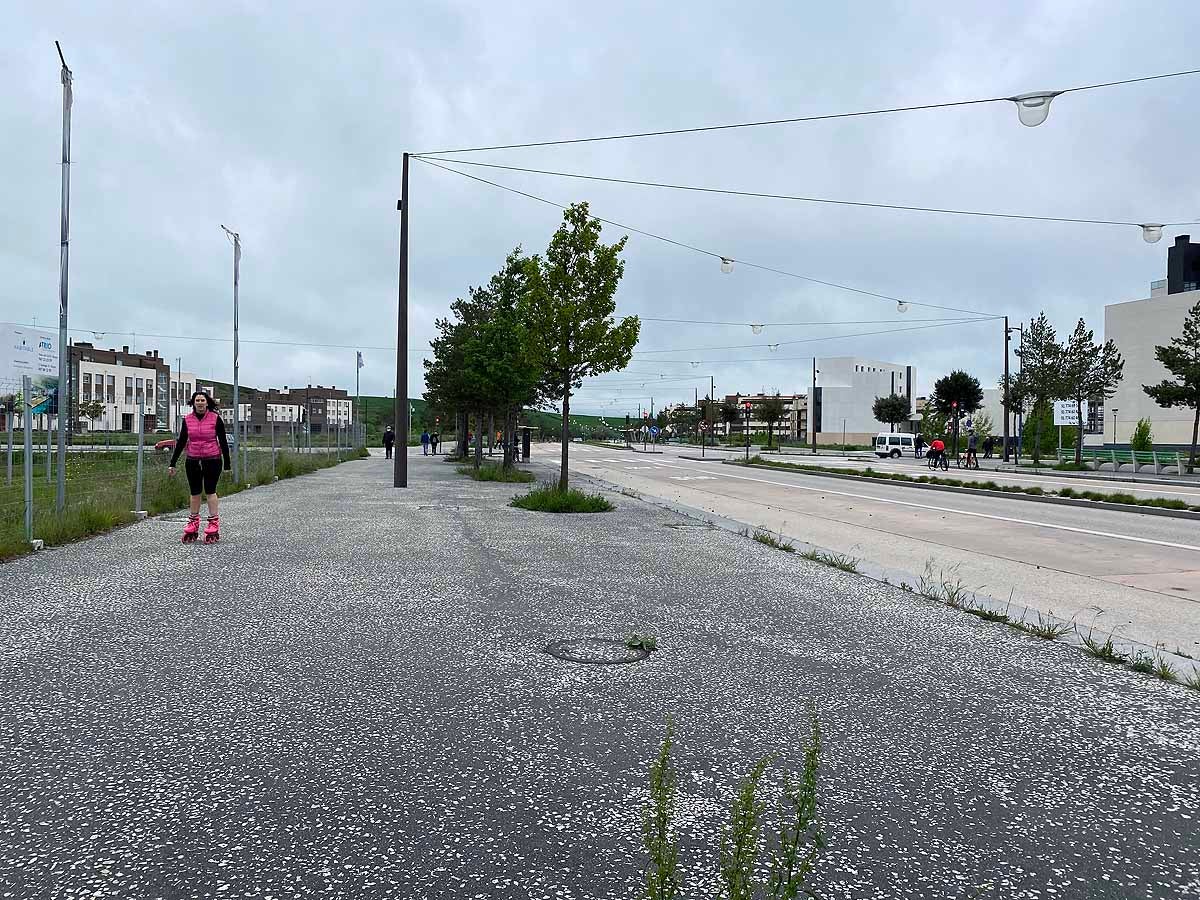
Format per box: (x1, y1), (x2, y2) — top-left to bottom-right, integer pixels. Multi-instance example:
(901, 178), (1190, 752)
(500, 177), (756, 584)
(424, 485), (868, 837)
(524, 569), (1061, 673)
(1058, 448), (1187, 475)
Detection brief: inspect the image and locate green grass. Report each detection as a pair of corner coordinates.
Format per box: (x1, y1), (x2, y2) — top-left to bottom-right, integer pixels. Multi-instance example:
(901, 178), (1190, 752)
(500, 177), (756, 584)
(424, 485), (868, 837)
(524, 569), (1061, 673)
(1013, 611), (1073, 640)
(1184, 667), (1200, 691)
(1128, 650), (1157, 674)
(738, 456), (1200, 513)
(1080, 632), (1129, 664)
(510, 483), (614, 513)
(799, 547), (859, 573)
(753, 528), (796, 553)
(456, 463), (536, 483)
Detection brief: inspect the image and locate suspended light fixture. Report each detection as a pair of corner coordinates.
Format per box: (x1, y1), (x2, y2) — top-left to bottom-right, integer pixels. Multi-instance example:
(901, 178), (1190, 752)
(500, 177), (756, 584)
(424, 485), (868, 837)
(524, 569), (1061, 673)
(1141, 224), (1164, 243)
(767, 344), (780, 352)
(896, 301), (910, 313)
(751, 324), (765, 334)
(690, 361), (701, 368)
(1009, 91), (1060, 127)
(720, 257), (735, 274)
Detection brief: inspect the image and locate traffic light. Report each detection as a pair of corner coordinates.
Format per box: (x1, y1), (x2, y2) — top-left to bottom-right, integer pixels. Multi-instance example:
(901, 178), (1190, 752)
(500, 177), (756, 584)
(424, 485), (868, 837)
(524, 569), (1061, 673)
(47, 387), (59, 415)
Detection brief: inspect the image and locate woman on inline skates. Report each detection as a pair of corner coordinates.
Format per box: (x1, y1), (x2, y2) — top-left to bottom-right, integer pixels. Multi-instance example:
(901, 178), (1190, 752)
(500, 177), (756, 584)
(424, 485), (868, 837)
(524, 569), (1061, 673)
(168, 390), (231, 543)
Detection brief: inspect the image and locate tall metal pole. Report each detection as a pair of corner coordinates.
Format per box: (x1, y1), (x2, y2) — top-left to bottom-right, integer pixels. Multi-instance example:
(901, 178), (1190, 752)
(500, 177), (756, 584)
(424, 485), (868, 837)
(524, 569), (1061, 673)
(6, 402), (13, 485)
(355, 353), (361, 450)
(54, 42), (72, 512)
(1002, 316), (1011, 462)
(221, 226), (241, 484)
(24, 376), (34, 543)
(810, 359), (818, 454)
(135, 395), (144, 513)
(394, 154), (410, 487)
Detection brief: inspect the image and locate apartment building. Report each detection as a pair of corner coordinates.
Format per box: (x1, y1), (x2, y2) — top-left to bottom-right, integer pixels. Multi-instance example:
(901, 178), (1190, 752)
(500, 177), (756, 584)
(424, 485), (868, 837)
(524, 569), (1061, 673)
(721, 393), (808, 440)
(70, 343), (168, 433)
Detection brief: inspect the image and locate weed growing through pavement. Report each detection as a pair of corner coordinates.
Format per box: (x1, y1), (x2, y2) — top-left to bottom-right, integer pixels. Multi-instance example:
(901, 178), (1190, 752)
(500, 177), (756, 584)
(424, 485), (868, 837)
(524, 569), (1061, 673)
(627, 633), (659, 652)
(641, 707), (824, 900)
(1184, 667), (1200, 691)
(1128, 650), (1157, 674)
(799, 548), (859, 573)
(1154, 655), (1179, 683)
(753, 529), (796, 553)
(1013, 611), (1073, 640)
(918, 561), (975, 610)
(1079, 630), (1130, 665)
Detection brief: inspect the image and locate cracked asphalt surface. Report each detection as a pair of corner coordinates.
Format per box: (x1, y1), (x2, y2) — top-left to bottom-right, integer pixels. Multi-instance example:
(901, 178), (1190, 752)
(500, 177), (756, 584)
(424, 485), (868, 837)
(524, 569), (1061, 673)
(1, 451), (1197, 899)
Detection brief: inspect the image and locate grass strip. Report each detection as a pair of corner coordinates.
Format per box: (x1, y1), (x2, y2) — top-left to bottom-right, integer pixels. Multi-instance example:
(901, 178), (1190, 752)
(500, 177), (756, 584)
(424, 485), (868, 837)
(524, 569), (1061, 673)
(510, 483), (614, 513)
(456, 463), (536, 483)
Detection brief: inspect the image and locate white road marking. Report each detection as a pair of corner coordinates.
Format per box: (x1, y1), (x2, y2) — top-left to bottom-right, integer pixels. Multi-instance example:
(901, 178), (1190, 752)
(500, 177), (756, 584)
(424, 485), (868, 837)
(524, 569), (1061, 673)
(669, 475), (716, 481)
(640, 459), (1200, 554)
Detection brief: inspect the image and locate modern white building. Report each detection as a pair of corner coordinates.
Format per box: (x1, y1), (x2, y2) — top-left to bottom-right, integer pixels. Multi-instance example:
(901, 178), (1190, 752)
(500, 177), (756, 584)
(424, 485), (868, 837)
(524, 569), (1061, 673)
(1105, 285), (1200, 446)
(812, 356), (915, 445)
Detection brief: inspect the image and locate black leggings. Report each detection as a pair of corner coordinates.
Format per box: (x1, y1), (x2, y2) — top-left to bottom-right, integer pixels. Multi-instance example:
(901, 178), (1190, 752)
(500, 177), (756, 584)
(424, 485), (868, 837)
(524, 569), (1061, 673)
(185, 457), (223, 495)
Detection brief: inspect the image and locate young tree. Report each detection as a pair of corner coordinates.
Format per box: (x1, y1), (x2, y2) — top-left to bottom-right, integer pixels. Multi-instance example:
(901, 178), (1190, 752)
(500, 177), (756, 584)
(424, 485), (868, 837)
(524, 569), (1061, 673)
(1143, 298), (1200, 471)
(929, 371), (982, 455)
(1060, 318), (1123, 466)
(872, 394), (910, 433)
(525, 203), (640, 490)
(78, 399), (106, 432)
(759, 393), (787, 448)
(1130, 417), (1154, 452)
(1013, 313), (1065, 462)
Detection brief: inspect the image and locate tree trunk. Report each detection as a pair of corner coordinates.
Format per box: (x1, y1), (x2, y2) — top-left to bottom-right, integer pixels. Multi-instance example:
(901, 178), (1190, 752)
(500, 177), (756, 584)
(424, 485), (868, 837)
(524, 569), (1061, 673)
(1190, 405), (1199, 474)
(767, 422), (774, 449)
(502, 406), (514, 470)
(559, 388), (570, 492)
(474, 410), (483, 470)
(487, 413), (494, 457)
(1074, 399), (1084, 467)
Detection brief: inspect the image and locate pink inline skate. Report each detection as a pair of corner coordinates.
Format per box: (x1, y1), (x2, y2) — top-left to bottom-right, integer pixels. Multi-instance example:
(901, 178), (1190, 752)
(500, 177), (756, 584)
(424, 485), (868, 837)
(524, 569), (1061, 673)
(181, 513), (201, 543)
(203, 515), (220, 544)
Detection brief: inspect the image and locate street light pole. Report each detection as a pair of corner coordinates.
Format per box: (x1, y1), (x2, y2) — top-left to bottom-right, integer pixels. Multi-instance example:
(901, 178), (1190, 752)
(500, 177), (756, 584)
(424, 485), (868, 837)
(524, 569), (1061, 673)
(220, 225), (241, 484)
(394, 153), (410, 487)
(1002, 316), (1010, 462)
(810, 359), (819, 454)
(54, 42), (73, 512)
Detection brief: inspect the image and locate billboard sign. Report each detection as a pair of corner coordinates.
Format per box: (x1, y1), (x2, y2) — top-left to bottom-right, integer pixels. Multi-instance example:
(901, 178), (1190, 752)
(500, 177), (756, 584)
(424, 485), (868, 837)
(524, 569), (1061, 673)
(0, 325), (60, 412)
(1053, 400), (1088, 427)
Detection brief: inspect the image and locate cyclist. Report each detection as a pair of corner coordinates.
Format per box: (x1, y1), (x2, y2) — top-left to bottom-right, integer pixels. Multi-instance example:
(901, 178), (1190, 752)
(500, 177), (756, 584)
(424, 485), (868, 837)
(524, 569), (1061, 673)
(928, 437), (946, 470)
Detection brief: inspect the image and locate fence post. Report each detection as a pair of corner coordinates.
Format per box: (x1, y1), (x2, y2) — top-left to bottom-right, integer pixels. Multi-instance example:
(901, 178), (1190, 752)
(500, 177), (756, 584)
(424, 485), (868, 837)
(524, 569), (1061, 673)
(46, 421), (52, 484)
(23, 375), (34, 544)
(271, 419), (276, 479)
(6, 402), (12, 485)
(134, 395), (145, 515)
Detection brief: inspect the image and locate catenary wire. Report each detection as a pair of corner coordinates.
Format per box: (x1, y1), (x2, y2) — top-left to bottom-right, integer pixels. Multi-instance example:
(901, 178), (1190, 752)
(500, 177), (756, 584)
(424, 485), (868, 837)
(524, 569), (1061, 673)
(416, 67), (1200, 155)
(415, 157), (992, 318)
(417, 156), (1198, 230)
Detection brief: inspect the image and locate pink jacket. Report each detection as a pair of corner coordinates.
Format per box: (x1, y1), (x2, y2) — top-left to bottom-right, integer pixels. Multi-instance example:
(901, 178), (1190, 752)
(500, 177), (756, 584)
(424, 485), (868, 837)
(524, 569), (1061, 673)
(186, 411), (221, 459)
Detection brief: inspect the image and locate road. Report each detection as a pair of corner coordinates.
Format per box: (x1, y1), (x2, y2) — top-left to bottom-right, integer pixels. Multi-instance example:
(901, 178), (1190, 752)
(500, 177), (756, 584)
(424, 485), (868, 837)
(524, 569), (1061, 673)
(543, 443), (1200, 656)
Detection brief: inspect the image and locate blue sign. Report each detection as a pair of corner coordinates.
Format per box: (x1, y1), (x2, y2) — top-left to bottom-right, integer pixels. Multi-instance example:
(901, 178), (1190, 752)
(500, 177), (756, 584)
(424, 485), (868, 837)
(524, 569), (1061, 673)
(649, 425), (660, 437)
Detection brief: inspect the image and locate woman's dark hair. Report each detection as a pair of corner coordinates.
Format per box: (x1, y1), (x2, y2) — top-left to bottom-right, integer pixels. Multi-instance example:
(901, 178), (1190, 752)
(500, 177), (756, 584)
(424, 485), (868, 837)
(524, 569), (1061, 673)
(188, 390), (215, 412)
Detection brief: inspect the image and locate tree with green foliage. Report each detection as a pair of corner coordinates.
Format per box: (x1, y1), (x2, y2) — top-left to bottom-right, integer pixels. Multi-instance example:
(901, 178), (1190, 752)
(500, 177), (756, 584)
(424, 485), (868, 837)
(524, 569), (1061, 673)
(929, 371), (982, 455)
(971, 411), (994, 441)
(525, 203), (640, 490)
(872, 393), (910, 433)
(78, 398), (106, 431)
(720, 399), (741, 437)
(1060, 318), (1123, 466)
(759, 393), (787, 448)
(1130, 417), (1154, 452)
(1143, 298), (1200, 471)
(1014, 313), (1065, 462)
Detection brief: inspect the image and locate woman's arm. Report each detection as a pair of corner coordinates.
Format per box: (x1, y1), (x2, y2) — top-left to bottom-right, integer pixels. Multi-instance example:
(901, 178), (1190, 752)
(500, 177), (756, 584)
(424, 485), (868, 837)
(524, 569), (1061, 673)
(169, 420), (189, 468)
(215, 417), (232, 470)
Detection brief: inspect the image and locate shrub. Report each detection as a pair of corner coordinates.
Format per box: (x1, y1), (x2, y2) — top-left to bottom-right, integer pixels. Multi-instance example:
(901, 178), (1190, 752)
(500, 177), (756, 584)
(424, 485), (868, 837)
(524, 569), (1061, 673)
(1130, 417), (1153, 452)
(510, 484), (614, 513)
(457, 463), (535, 483)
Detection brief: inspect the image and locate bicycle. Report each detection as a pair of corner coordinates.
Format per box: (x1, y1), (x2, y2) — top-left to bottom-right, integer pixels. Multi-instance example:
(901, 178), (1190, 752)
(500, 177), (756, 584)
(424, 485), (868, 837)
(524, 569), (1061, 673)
(927, 451), (949, 471)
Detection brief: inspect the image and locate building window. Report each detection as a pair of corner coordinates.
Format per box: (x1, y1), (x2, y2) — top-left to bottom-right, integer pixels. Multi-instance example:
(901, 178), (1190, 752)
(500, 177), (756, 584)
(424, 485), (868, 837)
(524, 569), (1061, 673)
(82, 373), (92, 401)
(107, 375), (115, 403)
(125, 377), (134, 403)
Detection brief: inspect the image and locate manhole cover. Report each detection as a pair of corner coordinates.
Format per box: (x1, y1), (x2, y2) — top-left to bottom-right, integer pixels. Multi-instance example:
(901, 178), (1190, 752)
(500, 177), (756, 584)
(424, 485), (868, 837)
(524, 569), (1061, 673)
(545, 638), (650, 665)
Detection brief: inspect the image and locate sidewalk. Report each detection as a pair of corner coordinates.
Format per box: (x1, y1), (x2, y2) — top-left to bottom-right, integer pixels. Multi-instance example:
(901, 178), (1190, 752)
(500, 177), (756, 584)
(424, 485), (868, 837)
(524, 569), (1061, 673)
(1, 454), (1197, 897)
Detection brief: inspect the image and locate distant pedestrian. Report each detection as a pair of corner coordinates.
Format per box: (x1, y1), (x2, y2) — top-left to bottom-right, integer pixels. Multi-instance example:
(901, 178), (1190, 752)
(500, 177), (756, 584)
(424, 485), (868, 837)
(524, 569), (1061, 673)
(983, 435), (994, 459)
(383, 426), (395, 460)
(915, 434), (925, 458)
(430, 431), (440, 454)
(168, 390), (231, 544)
(420, 429), (431, 456)
(966, 431), (979, 468)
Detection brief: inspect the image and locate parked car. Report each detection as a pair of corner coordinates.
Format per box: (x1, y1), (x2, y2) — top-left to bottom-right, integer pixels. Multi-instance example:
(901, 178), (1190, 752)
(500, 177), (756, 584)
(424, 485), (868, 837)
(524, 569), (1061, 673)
(874, 432), (915, 458)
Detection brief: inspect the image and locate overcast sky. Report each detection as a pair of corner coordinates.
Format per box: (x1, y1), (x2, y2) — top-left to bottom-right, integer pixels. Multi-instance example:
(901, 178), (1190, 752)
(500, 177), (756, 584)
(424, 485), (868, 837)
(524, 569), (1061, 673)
(4, 1), (1199, 415)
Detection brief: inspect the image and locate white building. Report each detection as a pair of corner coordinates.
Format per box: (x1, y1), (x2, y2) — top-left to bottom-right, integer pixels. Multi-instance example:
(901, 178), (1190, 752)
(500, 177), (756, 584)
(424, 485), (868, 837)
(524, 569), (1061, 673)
(812, 357), (915, 445)
(1105, 285), (1200, 446)
(722, 393), (807, 441)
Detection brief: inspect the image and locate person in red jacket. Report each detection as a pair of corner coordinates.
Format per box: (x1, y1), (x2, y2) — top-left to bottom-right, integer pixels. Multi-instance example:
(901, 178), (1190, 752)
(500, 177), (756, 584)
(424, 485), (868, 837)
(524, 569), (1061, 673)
(168, 390), (231, 543)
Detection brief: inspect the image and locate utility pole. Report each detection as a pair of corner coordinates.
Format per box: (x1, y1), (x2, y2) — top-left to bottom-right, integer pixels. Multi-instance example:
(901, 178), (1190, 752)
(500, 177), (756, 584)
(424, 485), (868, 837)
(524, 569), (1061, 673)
(175, 356), (182, 430)
(810, 359), (819, 454)
(394, 154), (410, 487)
(54, 42), (72, 512)
(1002, 317), (1010, 461)
(220, 225), (241, 484)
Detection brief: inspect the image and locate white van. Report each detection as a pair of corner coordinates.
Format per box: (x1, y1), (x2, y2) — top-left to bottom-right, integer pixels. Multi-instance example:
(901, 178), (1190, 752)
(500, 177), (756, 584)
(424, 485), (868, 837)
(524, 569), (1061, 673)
(874, 432), (915, 459)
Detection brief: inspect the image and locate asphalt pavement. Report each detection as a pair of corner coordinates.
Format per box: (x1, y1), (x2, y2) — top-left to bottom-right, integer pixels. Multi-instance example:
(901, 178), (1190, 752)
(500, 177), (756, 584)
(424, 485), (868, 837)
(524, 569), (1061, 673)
(560, 443), (1200, 656)
(1, 452), (1197, 898)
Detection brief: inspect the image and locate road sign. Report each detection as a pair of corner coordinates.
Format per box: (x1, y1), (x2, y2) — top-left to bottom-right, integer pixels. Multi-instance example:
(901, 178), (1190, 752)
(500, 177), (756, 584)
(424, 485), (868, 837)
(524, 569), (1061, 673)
(649, 425), (660, 437)
(1053, 400), (1088, 426)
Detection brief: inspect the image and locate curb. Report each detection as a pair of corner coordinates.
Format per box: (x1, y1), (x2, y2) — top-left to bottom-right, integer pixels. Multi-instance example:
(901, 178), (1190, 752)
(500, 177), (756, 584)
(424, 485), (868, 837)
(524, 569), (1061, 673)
(991, 465), (1197, 489)
(725, 461), (1200, 522)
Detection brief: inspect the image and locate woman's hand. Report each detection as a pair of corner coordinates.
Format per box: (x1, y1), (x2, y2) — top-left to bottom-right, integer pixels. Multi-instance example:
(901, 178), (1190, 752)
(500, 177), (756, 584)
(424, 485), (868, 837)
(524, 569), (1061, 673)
(168, 466), (176, 477)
